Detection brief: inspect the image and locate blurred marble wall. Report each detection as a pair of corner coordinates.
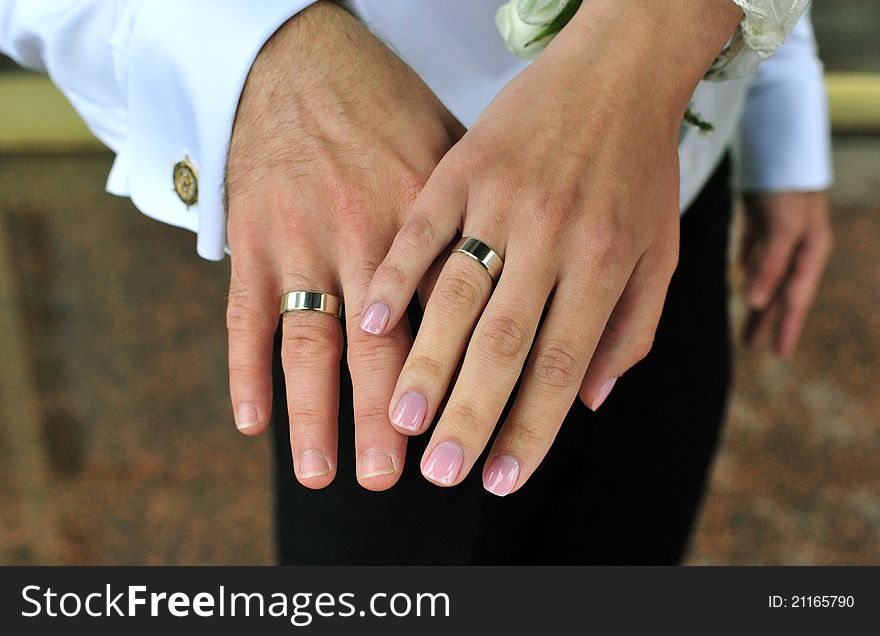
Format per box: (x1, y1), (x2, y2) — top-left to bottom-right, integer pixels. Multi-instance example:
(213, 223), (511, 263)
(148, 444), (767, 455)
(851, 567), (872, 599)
(0, 3), (878, 564)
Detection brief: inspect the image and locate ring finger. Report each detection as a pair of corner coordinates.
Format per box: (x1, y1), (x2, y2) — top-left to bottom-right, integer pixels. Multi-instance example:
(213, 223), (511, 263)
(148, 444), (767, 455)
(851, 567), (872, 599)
(386, 235), (501, 435)
(419, 246), (555, 486)
(484, 263), (638, 496)
(279, 268), (344, 489)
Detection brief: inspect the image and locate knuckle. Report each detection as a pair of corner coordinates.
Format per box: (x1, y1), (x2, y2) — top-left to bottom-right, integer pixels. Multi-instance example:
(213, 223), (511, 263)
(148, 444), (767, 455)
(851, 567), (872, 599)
(604, 319), (627, 344)
(605, 321), (654, 364)
(282, 319), (340, 358)
(401, 214), (437, 251)
(533, 344), (582, 389)
(478, 315), (529, 362)
(347, 330), (405, 365)
(348, 257), (381, 285)
(227, 295), (273, 333)
(325, 181), (373, 246)
(374, 260), (410, 290)
(447, 402), (485, 432)
(326, 178), (364, 216)
(587, 217), (630, 266)
(505, 418), (549, 450)
(288, 404), (329, 427)
(405, 354), (445, 381)
(228, 359), (265, 378)
(525, 185), (577, 227)
(435, 271), (485, 314)
(353, 403), (389, 424)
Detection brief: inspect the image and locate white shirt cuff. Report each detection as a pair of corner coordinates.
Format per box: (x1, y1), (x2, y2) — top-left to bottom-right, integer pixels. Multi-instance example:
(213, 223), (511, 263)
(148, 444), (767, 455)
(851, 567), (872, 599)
(107, 0), (320, 260)
(734, 13), (833, 193)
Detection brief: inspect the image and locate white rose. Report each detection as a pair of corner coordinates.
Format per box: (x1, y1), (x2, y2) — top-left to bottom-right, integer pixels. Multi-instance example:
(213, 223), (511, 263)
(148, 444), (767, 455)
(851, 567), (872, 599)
(495, 0), (556, 60)
(515, 0), (569, 25)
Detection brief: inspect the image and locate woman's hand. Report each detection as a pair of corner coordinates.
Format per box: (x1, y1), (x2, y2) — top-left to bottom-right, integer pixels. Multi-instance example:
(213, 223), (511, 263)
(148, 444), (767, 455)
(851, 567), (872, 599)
(361, 0), (743, 495)
(225, 2), (462, 490)
(740, 191), (833, 357)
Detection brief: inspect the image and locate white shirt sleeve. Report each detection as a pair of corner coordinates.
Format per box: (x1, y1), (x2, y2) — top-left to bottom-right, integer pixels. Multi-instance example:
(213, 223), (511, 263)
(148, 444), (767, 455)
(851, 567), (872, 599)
(733, 10), (834, 193)
(0, 0), (319, 260)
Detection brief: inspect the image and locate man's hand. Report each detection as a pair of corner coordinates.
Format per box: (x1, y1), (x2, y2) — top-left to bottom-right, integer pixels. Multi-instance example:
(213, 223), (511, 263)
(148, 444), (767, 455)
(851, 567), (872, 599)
(740, 191), (833, 357)
(224, 2), (463, 490)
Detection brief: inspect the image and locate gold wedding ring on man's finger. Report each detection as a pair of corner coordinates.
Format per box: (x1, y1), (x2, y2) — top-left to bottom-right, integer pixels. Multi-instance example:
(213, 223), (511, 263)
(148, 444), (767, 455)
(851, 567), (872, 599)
(451, 237), (504, 284)
(280, 290), (343, 319)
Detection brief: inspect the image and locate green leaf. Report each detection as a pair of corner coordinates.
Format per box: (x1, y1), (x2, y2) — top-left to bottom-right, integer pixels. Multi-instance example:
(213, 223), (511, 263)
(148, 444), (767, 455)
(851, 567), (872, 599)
(523, 0), (582, 48)
(684, 108), (714, 133)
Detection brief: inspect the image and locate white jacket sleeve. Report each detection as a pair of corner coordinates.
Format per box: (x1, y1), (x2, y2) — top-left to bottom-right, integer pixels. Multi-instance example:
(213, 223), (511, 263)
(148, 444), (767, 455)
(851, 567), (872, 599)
(734, 10), (833, 193)
(0, 0), (319, 260)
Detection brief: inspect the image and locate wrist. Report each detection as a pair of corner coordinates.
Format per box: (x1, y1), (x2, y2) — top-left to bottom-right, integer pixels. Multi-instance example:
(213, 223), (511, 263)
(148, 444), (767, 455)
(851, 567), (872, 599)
(257, 0), (361, 68)
(554, 0), (742, 119)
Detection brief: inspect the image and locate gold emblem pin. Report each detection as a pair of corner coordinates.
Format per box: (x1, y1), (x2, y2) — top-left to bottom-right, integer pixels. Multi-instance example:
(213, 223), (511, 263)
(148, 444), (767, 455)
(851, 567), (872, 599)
(173, 156), (198, 207)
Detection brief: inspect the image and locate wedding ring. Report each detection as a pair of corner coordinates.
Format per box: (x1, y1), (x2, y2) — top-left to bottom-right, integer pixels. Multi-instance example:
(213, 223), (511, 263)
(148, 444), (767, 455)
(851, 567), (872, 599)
(451, 237), (504, 283)
(280, 290), (343, 319)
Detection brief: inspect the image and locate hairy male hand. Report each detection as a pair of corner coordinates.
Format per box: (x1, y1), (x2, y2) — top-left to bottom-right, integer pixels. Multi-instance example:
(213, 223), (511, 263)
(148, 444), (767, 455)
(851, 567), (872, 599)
(224, 2), (464, 489)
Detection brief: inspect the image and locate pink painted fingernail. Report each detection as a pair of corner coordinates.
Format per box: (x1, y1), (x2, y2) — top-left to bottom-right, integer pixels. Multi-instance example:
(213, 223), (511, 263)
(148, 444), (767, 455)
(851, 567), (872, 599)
(391, 392), (428, 432)
(235, 403), (259, 431)
(591, 377), (618, 411)
(360, 302), (390, 335)
(483, 454), (520, 497)
(423, 441), (463, 485)
(298, 450), (331, 479)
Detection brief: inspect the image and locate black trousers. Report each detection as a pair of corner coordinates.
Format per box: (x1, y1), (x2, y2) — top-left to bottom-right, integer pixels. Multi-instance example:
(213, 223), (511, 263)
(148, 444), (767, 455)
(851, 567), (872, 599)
(271, 157), (733, 564)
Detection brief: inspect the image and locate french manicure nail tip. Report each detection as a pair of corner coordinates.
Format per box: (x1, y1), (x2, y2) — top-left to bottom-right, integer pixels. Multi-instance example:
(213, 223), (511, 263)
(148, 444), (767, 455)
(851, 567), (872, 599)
(360, 302), (390, 335)
(392, 392), (428, 431)
(423, 441), (464, 485)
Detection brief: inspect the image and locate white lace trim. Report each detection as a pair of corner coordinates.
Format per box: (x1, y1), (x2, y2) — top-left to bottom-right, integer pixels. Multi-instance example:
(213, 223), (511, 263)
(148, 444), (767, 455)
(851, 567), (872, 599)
(706, 0), (809, 81)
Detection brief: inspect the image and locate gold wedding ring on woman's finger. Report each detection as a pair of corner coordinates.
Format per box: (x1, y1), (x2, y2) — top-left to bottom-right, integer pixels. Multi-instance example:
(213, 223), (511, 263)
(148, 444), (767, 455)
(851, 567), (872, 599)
(280, 290), (343, 319)
(451, 237), (504, 283)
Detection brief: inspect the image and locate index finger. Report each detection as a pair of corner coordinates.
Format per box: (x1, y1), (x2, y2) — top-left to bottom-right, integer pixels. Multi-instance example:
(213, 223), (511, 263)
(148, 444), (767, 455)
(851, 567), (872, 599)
(360, 163), (466, 336)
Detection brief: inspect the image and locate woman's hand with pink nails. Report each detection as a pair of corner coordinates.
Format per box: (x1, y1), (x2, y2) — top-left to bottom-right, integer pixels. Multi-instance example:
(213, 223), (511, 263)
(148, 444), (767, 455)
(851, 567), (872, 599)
(361, 0), (744, 496)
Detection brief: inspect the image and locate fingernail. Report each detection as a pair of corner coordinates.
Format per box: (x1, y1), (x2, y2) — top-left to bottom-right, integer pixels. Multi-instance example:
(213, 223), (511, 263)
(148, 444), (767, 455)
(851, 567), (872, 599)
(359, 449), (395, 479)
(483, 454), (520, 497)
(360, 302), (390, 335)
(235, 403), (259, 431)
(298, 450), (331, 479)
(591, 377), (618, 411)
(391, 392), (428, 432)
(423, 441), (463, 485)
